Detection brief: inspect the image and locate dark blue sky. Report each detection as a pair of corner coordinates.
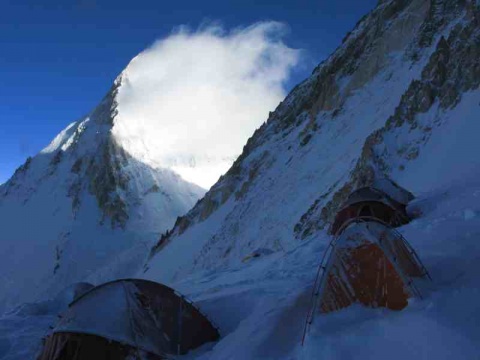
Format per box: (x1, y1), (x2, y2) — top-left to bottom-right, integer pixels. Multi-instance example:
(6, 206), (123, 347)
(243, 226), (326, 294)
(0, 0), (377, 183)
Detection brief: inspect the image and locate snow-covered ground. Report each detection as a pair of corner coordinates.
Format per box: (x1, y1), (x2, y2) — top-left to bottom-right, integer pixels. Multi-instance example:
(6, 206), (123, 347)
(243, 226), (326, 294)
(1, 173), (479, 359)
(162, 174), (480, 360)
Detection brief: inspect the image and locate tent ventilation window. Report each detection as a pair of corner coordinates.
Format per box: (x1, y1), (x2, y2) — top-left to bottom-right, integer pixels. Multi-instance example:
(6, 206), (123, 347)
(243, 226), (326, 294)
(358, 205), (372, 217)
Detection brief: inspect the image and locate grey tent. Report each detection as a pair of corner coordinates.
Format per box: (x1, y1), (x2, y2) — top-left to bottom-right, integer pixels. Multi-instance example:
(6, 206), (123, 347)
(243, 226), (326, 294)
(38, 279), (220, 360)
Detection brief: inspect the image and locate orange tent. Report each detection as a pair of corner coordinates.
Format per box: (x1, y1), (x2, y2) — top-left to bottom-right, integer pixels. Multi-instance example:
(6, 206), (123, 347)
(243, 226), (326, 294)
(301, 184), (428, 345)
(319, 221), (427, 314)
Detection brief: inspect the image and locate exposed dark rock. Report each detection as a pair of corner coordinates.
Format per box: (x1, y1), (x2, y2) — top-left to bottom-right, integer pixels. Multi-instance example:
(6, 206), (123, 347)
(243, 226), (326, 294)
(12, 156), (32, 179)
(300, 134), (313, 147)
(71, 158), (83, 174)
(50, 151), (63, 166)
(143, 184), (160, 196)
(86, 138), (130, 229)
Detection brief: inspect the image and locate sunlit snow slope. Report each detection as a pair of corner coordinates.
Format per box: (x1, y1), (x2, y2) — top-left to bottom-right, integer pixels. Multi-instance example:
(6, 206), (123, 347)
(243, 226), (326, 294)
(0, 78), (204, 312)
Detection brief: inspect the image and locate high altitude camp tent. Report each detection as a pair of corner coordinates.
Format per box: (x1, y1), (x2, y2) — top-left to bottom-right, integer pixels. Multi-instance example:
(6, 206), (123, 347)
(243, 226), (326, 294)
(301, 185), (429, 344)
(318, 221), (428, 314)
(302, 221), (430, 345)
(38, 279), (220, 360)
(329, 185), (426, 277)
(320, 184), (427, 313)
(330, 186), (411, 236)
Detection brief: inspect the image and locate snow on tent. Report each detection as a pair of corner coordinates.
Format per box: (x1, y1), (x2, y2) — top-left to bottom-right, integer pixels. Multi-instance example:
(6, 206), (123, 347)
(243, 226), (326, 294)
(302, 186), (430, 344)
(38, 279), (220, 360)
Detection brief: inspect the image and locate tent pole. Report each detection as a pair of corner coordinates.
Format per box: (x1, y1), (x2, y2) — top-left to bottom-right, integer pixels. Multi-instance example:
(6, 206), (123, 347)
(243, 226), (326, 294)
(177, 296), (183, 355)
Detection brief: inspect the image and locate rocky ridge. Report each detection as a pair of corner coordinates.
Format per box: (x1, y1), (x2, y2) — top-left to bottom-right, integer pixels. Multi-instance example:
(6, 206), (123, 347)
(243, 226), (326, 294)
(147, 0), (480, 276)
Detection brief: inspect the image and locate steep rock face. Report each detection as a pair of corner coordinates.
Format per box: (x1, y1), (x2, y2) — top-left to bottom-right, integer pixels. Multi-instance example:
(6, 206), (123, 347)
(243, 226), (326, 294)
(298, 1), (480, 237)
(0, 77), (204, 312)
(145, 0), (480, 282)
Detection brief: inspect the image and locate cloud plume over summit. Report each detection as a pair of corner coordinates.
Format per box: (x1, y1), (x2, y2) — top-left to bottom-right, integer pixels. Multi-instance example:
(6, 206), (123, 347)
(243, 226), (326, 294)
(113, 22), (300, 188)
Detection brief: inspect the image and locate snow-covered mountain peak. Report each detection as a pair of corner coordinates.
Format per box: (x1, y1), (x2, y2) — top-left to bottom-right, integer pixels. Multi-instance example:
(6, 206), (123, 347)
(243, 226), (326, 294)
(0, 72), (204, 312)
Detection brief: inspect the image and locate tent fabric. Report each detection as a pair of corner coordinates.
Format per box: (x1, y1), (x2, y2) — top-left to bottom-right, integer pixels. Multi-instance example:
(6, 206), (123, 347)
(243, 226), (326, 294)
(318, 222), (426, 314)
(330, 187), (411, 235)
(38, 332), (161, 360)
(38, 279), (219, 360)
(301, 218), (428, 345)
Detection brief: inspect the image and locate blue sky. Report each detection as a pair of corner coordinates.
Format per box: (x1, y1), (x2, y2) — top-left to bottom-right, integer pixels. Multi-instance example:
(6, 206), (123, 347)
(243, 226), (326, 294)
(0, 0), (377, 183)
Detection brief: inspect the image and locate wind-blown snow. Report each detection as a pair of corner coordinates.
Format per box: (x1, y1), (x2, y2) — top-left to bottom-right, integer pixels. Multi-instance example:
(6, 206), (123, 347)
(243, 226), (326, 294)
(113, 22), (300, 188)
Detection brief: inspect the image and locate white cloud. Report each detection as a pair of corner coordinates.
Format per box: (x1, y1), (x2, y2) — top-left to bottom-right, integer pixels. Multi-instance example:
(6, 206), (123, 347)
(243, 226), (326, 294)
(113, 22), (300, 189)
